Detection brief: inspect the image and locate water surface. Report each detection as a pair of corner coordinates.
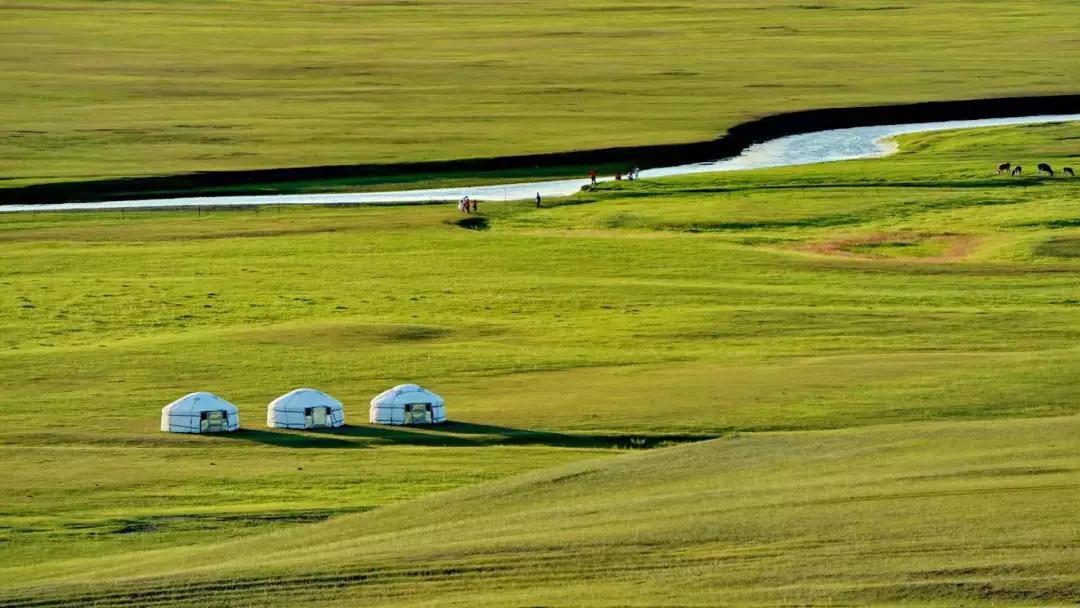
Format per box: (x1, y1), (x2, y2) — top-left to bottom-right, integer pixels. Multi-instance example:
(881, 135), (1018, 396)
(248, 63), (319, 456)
(2, 113), (1077, 213)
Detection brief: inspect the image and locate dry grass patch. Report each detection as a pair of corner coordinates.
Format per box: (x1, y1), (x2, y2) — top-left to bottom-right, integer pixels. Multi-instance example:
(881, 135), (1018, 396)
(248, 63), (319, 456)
(804, 232), (981, 262)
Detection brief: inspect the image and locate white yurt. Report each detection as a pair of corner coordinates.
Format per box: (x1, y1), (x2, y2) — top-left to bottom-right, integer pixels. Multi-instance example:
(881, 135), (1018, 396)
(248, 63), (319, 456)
(369, 384), (446, 425)
(267, 388), (345, 430)
(161, 392), (240, 434)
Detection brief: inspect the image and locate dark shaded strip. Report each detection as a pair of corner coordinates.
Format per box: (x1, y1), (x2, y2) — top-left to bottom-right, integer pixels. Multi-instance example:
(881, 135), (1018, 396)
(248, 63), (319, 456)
(2, 94), (1078, 206)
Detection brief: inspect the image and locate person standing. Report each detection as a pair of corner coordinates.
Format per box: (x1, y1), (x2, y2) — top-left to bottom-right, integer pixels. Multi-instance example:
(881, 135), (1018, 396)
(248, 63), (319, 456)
(589, 168), (598, 185)
(535, 192), (542, 208)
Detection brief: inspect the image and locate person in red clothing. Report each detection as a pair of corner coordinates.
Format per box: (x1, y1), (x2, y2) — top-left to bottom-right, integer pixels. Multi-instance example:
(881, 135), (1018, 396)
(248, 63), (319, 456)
(589, 168), (598, 185)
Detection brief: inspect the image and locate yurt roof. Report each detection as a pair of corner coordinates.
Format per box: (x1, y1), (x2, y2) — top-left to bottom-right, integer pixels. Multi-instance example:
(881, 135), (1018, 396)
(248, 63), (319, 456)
(162, 392), (238, 415)
(268, 388), (343, 411)
(371, 384), (444, 407)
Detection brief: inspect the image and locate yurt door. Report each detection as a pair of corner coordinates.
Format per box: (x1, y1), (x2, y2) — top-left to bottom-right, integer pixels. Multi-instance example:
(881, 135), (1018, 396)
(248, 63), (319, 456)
(404, 403), (432, 424)
(201, 410), (226, 433)
(305, 407), (331, 429)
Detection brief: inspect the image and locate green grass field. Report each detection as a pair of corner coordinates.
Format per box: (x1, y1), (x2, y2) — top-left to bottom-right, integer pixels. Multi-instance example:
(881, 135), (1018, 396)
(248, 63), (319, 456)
(10, 417), (1080, 606)
(1, 122), (1078, 605)
(2, 0), (1079, 189)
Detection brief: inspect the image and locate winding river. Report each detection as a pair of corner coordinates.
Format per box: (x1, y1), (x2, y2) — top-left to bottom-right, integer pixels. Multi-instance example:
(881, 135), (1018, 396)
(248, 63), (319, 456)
(2, 113), (1078, 213)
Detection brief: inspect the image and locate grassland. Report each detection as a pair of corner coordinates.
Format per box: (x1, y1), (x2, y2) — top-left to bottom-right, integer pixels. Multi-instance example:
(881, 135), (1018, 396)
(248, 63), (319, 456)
(8, 417), (1080, 606)
(0, 121), (1078, 604)
(2, 0), (1079, 190)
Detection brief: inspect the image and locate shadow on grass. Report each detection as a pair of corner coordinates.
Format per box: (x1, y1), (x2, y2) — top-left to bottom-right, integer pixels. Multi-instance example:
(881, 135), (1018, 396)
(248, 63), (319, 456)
(333, 421), (717, 449)
(449, 216), (490, 231)
(220, 429), (362, 449)
(215, 423), (717, 450)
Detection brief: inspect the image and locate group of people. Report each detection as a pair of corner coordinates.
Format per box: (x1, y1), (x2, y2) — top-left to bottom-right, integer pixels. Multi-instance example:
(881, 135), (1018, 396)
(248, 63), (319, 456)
(456, 165), (644, 214)
(589, 166), (641, 185)
(457, 193), (542, 212)
(458, 195), (477, 213)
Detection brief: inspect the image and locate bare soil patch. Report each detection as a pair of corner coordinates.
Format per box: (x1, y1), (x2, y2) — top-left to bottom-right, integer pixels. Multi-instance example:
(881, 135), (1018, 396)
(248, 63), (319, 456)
(803, 232), (980, 262)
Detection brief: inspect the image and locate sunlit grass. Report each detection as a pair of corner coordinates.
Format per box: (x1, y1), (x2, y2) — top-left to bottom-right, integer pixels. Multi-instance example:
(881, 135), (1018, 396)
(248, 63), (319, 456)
(1, 122), (1079, 604)
(1, 0), (1078, 187)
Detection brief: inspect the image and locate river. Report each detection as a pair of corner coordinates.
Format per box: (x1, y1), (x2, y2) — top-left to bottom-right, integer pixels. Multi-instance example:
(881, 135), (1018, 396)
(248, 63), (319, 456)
(1, 113), (1077, 213)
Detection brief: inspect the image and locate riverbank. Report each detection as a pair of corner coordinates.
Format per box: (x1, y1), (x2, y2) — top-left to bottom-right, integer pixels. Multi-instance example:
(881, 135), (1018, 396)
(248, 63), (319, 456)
(5, 94), (1080, 207)
(3, 96), (1079, 211)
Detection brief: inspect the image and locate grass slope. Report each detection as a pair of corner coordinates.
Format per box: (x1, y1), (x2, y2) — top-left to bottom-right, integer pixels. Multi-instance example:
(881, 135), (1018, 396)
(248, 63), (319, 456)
(2, 0), (1079, 187)
(0, 121), (1078, 604)
(6, 416), (1080, 606)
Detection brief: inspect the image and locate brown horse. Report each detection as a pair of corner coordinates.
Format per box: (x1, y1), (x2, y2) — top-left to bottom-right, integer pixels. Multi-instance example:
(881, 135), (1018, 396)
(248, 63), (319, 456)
(1038, 163), (1054, 177)
(997, 162), (1011, 174)
(1012, 165), (1022, 176)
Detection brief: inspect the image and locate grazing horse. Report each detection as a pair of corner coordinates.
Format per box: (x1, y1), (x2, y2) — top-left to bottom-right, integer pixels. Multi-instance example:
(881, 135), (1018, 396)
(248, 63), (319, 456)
(1064, 167), (1075, 177)
(1012, 165), (1022, 176)
(997, 162), (1011, 174)
(1038, 163), (1054, 177)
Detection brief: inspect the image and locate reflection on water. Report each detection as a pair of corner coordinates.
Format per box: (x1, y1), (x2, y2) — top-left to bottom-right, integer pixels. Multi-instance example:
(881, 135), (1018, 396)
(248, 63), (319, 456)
(3, 113), (1078, 213)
